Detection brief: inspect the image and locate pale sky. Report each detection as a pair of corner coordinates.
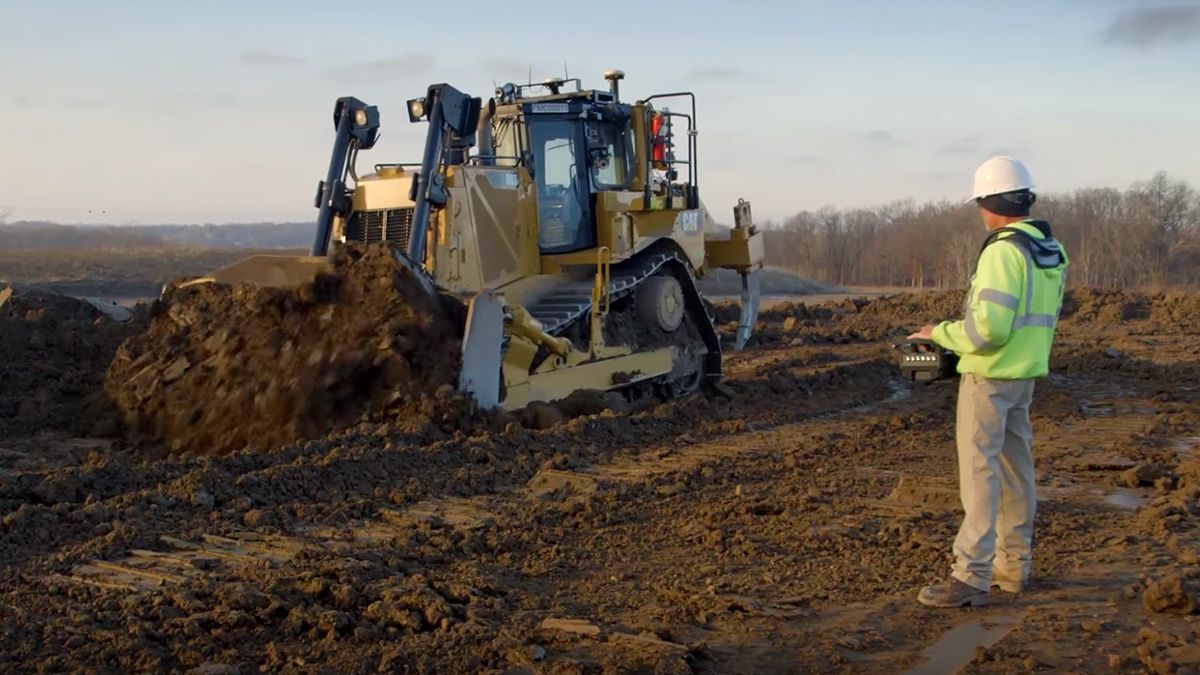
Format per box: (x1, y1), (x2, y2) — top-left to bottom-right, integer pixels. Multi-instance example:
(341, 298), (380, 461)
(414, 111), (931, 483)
(1, 0), (1198, 225)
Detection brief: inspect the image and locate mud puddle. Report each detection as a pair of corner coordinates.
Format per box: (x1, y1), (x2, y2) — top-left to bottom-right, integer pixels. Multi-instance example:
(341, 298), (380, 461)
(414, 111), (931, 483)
(903, 615), (1021, 675)
(1101, 488), (1146, 511)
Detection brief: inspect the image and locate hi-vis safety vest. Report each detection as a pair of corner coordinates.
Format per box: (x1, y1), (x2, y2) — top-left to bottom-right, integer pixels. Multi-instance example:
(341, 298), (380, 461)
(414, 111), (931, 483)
(931, 220), (1069, 379)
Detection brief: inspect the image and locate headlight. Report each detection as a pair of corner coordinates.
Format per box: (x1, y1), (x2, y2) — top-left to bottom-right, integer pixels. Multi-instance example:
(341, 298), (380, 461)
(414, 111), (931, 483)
(354, 108), (368, 126)
(407, 97), (426, 122)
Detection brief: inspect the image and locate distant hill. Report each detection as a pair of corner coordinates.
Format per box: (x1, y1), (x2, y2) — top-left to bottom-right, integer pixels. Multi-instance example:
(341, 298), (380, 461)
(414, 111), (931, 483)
(140, 222), (313, 248)
(0, 221), (312, 250)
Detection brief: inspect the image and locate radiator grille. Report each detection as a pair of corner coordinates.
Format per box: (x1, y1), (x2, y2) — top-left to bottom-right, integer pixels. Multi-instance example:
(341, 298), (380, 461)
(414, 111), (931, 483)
(345, 207), (415, 248)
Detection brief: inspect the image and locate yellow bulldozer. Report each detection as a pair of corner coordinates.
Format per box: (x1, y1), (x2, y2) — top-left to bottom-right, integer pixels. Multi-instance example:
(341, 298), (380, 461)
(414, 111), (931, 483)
(196, 69), (764, 410)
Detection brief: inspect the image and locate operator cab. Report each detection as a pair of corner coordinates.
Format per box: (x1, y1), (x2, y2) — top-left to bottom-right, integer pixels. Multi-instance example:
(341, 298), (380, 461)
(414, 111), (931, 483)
(489, 73), (635, 254)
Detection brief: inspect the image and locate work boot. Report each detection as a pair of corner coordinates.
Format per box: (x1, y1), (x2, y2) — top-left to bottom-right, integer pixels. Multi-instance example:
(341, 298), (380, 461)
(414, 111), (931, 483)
(917, 578), (990, 608)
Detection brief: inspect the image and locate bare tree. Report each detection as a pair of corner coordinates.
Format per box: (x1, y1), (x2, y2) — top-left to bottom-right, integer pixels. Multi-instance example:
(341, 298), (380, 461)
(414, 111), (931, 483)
(758, 172), (1198, 290)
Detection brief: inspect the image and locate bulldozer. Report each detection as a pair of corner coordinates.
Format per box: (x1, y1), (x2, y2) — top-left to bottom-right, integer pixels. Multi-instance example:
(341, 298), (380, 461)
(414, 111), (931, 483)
(194, 70), (764, 410)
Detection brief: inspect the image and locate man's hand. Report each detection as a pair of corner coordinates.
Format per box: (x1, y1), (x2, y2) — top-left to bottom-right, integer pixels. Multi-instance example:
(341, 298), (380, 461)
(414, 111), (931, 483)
(908, 324), (935, 341)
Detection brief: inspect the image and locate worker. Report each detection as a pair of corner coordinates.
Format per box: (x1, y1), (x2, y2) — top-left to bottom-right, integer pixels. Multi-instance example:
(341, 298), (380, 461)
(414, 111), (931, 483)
(908, 156), (1069, 608)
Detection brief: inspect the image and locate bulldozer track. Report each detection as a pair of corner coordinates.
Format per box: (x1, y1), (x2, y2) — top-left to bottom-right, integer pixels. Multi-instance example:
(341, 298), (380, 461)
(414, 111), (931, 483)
(528, 248), (722, 367)
(527, 249), (714, 337)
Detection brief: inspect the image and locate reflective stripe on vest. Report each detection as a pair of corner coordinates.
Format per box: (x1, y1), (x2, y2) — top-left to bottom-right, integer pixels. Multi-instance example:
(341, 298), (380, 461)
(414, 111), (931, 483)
(1005, 240), (1061, 331)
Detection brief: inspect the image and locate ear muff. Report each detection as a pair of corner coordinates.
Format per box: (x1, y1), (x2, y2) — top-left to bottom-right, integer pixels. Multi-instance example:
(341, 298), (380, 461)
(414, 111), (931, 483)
(977, 190), (1035, 217)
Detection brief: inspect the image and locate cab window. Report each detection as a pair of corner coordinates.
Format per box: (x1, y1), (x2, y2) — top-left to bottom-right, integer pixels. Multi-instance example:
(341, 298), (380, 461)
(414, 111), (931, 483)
(531, 119), (589, 252)
(586, 122), (631, 189)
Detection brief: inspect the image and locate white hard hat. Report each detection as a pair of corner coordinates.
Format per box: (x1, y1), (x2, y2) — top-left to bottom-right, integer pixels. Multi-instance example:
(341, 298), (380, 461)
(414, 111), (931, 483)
(969, 155), (1034, 202)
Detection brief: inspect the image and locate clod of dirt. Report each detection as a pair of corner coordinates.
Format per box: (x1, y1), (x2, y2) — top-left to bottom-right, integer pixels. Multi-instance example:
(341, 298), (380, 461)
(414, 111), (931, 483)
(105, 244), (464, 455)
(518, 401), (566, 431)
(1142, 572), (1198, 615)
(1176, 458), (1200, 491)
(1118, 462), (1170, 488)
(555, 389), (630, 418)
(515, 389), (630, 430)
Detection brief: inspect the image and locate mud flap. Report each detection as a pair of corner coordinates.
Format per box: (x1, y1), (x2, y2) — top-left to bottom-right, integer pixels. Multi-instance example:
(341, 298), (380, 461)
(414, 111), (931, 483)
(458, 289), (504, 409)
(734, 270), (760, 351)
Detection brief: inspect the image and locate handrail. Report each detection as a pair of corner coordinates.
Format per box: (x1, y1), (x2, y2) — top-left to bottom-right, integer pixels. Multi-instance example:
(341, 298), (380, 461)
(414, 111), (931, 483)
(589, 246), (613, 355)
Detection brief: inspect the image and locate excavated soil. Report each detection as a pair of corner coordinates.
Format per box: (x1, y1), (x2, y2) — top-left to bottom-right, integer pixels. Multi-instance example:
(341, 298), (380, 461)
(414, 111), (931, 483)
(2, 282), (1200, 674)
(0, 290), (142, 438)
(104, 245), (468, 455)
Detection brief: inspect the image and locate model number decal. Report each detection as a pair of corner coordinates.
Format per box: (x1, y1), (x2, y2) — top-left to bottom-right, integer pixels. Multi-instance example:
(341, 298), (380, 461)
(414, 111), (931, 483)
(531, 103), (569, 114)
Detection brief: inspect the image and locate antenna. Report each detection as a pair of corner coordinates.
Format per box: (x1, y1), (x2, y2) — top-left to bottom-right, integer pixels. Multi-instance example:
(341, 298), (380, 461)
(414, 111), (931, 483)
(527, 66), (533, 86)
(563, 60), (569, 80)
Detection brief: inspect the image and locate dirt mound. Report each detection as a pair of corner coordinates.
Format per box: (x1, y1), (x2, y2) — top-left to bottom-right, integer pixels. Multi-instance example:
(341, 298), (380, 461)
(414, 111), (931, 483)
(105, 245), (465, 455)
(733, 291), (968, 348)
(1060, 288), (1149, 324)
(0, 289), (141, 436)
(736, 288), (1200, 351)
(1061, 288), (1200, 331)
(856, 290), (965, 323)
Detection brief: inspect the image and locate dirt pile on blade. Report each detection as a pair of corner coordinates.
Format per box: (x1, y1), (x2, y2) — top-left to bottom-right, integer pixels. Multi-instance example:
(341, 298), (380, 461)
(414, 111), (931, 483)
(105, 245), (464, 455)
(0, 289), (141, 436)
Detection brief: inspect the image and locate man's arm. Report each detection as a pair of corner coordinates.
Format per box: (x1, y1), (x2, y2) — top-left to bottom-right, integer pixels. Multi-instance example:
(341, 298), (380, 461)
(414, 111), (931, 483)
(931, 242), (1025, 355)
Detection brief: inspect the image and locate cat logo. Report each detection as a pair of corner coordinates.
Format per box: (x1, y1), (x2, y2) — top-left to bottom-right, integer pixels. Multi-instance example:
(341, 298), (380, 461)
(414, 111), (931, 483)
(675, 210), (701, 235)
(485, 172), (519, 189)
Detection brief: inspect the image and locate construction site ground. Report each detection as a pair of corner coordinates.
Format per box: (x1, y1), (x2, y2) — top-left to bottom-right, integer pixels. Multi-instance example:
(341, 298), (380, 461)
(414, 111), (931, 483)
(2, 285), (1199, 674)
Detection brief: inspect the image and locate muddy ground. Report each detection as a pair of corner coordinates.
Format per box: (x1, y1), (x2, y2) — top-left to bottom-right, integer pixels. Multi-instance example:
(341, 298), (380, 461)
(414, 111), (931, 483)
(1, 284), (1199, 674)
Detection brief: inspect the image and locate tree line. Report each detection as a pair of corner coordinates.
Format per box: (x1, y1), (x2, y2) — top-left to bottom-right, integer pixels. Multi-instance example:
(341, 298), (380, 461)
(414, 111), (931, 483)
(761, 172), (1200, 289)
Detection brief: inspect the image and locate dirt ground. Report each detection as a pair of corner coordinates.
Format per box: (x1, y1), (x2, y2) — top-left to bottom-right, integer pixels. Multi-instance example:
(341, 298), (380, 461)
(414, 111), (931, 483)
(1, 281), (1199, 674)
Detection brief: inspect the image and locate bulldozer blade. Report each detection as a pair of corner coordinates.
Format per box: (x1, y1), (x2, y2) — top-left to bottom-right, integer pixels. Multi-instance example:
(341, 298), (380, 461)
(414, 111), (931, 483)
(82, 298), (133, 322)
(178, 255), (332, 290)
(175, 248), (438, 298)
(458, 289), (504, 409)
(734, 269), (760, 351)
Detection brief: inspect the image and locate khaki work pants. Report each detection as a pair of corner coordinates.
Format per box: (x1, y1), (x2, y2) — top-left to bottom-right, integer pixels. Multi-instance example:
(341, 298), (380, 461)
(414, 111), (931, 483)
(951, 373), (1037, 592)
